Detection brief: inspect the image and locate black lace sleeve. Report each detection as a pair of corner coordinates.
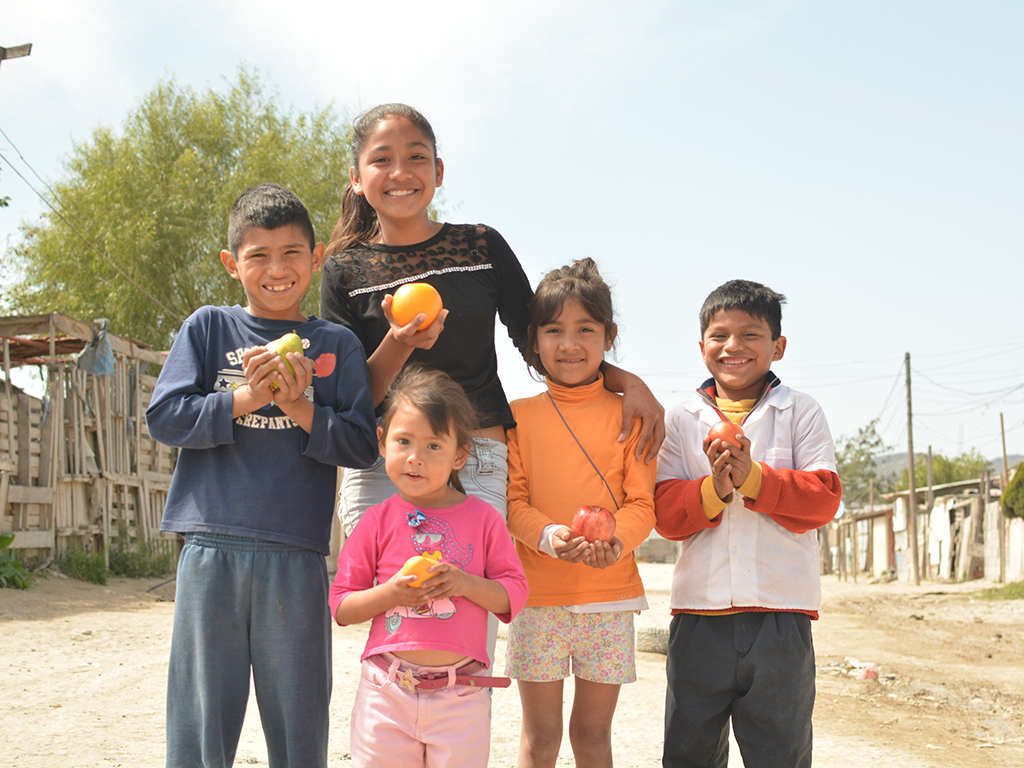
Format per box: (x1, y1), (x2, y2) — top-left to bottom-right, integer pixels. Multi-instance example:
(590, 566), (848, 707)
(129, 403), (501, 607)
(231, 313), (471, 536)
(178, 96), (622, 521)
(483, 226), (534, 361)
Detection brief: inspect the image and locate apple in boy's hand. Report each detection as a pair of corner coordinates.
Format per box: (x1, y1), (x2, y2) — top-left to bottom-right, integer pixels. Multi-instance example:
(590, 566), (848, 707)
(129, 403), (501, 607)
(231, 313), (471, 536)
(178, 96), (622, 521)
(265, 331), (304, 388)
(572, 505), (616, 544)
(400, 551), (443, 587)
(708, 421), (744, 450)
(391, 282), (443, 330)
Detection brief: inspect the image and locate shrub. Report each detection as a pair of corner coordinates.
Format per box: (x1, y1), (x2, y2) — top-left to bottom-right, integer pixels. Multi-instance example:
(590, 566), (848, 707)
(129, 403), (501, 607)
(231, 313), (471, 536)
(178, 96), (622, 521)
(108, 537), (173, 578)
(980, 581), (1024, 600)
(0, 533), (32, 590)
(58, 542), (107, 585)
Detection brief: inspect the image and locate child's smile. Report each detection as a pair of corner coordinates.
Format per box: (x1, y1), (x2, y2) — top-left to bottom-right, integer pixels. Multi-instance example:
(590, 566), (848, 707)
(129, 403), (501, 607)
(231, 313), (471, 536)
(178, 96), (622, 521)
(349, 116), (444, 243)
(220, 224), (323, 322)
(700, 308), (786, 401)
(534, 299), (613, 388)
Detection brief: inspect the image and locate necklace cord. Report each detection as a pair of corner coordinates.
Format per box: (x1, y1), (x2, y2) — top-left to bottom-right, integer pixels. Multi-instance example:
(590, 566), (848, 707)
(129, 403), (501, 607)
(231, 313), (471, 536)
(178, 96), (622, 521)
(545, 391), (621, 511)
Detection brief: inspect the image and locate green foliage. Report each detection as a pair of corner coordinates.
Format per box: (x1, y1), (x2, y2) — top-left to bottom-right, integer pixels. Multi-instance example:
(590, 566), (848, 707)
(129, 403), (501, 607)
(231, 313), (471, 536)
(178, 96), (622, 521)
(108, 537), (173, 578)
(1001, 464), (1024, 520)
(892, 448), (991, 492)
(836, 419), (891, 508)
(0, 533), (32, 590)
(58, 543), (107, 585)
(8, 67), (354, 349)
(979, 580), (1024, 600)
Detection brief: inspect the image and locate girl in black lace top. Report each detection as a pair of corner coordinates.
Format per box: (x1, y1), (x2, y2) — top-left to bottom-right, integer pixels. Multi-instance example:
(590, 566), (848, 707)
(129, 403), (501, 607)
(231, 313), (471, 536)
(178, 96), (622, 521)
(320, 103), (663, 535)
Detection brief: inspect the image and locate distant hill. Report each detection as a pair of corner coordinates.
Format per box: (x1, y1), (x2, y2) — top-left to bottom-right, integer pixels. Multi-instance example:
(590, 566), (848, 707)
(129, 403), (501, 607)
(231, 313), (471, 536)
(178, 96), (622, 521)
(872, 453), (1023, 482)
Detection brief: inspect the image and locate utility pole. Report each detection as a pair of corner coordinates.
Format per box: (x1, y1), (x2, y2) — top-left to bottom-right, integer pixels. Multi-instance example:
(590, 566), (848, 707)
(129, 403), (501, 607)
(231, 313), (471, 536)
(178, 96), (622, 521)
(999, 413), (1008, 583)
(906, 352), (920, 585)
(0, 43), (33, 71)
(922, 446), (933, 580)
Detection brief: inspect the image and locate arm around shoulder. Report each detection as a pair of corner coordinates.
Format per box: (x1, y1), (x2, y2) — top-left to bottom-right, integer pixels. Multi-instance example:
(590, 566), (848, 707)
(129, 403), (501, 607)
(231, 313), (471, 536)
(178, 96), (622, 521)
(486, 226), (534, 359)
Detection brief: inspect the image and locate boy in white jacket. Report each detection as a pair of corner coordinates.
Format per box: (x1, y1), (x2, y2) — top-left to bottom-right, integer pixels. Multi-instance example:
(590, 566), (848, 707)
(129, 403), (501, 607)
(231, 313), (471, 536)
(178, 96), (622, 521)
(655, 279), (842, 768)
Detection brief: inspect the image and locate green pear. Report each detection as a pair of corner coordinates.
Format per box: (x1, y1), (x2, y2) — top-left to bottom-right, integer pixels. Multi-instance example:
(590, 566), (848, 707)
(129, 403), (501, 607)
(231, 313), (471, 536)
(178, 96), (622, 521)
(265, 331), (303, 387)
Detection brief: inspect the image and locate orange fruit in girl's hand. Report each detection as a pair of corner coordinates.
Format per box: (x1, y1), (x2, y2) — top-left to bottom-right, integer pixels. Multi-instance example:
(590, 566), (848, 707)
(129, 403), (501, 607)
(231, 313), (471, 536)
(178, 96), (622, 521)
(400, 551), (444, 587)
(391, 282), (443, 330)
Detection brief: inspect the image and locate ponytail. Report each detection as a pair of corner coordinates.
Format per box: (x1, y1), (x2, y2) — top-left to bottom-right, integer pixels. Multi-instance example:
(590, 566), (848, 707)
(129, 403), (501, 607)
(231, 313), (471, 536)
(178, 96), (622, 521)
(326, 184), (380, 255)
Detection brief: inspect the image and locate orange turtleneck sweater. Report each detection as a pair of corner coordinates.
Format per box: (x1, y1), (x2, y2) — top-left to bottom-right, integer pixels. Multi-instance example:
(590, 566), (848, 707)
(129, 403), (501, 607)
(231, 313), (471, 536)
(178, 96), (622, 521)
(506, 376), (657, 607)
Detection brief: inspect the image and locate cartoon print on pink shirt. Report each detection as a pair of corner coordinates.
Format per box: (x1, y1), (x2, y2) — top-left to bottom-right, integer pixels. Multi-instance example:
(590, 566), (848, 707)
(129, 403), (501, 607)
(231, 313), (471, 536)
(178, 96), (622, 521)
(407, 510), (473, 569)
(384, 510), (473, 635)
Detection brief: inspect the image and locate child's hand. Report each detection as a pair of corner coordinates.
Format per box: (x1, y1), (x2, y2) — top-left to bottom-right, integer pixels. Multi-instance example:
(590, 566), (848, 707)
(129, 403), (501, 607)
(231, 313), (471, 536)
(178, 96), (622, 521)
(383, 569), (433, 607)
(551, 526), (592, 563)
(418, 562), (513, 616)
(241, 346), (280, 405)
(584, 537), (623, 569)
(703, 434), (736, 501)
(725, 435), (754, 489)
(382, 294), (448, 350)
(417, 562), (468, 601)
(268, 352), (313, 407)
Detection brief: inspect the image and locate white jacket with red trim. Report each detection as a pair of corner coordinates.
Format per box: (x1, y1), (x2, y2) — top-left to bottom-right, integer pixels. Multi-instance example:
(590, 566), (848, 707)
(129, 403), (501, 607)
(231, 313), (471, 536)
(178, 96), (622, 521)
(655, 379), (841, 613)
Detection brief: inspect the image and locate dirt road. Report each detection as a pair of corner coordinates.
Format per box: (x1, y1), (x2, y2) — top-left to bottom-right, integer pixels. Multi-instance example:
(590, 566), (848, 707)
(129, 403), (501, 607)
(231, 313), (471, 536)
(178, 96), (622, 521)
(2, 564), (1022, 766)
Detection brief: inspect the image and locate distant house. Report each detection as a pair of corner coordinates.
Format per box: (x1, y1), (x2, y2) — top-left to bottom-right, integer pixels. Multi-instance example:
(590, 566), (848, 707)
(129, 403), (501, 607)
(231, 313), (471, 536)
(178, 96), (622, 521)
(885, 472), (1021, 583)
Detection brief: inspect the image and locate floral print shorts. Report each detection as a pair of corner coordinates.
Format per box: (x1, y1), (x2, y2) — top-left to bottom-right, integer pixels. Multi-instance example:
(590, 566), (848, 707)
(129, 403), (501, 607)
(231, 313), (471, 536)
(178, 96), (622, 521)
(505, 606), (636, 684)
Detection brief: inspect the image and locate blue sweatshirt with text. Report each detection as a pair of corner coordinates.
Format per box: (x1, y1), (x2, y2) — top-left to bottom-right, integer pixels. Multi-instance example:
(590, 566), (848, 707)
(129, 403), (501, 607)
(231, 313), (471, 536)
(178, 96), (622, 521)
(146, 305), (379, 555)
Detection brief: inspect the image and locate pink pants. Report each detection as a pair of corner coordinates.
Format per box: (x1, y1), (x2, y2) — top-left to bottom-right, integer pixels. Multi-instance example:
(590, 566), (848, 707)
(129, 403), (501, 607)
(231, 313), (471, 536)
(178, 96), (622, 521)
(350, 656), (492, 767)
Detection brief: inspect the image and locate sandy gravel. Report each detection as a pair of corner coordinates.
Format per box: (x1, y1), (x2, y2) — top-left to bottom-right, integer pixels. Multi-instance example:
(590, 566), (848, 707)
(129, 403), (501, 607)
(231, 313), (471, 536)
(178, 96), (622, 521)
(2, 563), (1023, 766)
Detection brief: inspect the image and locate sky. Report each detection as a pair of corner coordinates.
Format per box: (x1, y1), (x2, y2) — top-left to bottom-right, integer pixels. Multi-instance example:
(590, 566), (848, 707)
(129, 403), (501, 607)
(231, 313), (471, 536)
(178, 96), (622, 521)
(1, 0), (1022, 463)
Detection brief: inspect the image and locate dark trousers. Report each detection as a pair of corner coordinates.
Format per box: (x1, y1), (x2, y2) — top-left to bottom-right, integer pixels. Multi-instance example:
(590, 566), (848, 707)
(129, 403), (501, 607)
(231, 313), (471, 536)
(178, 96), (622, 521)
(662, 611), (815, 768)
(166, 534), (332, 768)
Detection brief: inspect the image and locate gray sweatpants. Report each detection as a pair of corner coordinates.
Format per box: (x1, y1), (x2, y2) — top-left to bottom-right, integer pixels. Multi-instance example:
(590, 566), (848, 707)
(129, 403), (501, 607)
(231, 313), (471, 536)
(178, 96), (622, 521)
(166, 533), (332, 768)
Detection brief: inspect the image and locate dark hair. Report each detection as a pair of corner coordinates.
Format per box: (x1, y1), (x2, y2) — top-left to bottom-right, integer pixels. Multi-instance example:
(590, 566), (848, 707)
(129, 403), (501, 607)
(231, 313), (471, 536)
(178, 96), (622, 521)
(325, 103), (440, 255)
(525, 257), (617, 377)
(378, 365), (477, 493)
(227, 182), (315, 255)
(699, 279), (787, 339)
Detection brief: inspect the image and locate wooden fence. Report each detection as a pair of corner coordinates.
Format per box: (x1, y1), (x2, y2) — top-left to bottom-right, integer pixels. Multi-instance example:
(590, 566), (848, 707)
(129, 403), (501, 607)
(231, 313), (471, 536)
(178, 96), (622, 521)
(0, 313), (174, 563)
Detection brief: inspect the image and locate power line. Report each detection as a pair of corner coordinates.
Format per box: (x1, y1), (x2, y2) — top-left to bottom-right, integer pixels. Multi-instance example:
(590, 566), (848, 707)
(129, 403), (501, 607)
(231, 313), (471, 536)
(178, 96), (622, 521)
(0, 124), (64, 205)
(0, 143), (183, 324)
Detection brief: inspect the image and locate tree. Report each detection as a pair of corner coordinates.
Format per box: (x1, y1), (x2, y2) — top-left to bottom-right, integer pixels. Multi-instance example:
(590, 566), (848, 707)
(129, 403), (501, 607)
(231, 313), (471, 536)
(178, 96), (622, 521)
(835, 419), (891, 509)
(1001, 464), (1024, 519)
(8, 68), (353, 348)
(892, 448), (991, 491)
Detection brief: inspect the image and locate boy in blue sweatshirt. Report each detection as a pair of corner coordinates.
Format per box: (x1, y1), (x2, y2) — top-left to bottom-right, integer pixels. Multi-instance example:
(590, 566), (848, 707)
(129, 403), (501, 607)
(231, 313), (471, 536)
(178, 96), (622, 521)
(146, 182), (378, 768)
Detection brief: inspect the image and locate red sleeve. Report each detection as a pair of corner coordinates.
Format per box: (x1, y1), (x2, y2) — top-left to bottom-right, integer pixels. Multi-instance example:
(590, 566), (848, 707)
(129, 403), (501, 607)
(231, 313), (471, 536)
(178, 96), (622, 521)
(745, 467), (842, 533)
(654, 477), (722, 541)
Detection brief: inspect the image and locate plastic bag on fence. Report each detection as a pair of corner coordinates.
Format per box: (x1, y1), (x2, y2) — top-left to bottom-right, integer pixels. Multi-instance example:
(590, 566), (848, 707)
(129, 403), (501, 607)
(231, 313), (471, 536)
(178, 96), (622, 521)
(76, 319), (116, 376)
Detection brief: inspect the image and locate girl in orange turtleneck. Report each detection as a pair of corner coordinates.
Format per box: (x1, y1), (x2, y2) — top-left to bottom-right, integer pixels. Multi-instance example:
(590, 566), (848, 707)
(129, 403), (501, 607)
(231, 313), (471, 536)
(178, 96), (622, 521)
(505, 258), (657, 768)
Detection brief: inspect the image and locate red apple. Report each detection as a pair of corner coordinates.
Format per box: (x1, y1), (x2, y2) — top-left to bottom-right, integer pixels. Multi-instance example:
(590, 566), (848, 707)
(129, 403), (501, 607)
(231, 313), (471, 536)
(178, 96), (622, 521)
(571, 505), (617, 543)
(708, 420), (744, 449)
